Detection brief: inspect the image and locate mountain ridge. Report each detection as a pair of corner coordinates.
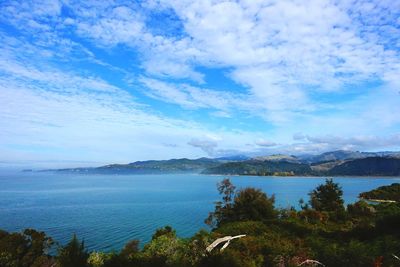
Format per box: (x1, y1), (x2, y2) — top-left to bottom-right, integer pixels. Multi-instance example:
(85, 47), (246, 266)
(40, 151), (400, 176)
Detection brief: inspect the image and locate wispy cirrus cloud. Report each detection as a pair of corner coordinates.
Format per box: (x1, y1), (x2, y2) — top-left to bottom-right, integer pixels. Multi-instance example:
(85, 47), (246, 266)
(0, 41), (266, 166)
(43, 0), (400, 122)
(138, 76), (256, 115)
(0, 68), (266, 166)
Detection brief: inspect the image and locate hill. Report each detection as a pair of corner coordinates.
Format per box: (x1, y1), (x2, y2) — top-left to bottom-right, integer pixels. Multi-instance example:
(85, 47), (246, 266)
(302, 150), (370, 163)
(201, 160), (312, 176)
(328, 157), (400, 176)
(202, 156), (400, 176)
(43, 151), (400, 176)
(310, 160), (344, 173)
(51, 158), (220, 174)
(252, 154), (300, 163)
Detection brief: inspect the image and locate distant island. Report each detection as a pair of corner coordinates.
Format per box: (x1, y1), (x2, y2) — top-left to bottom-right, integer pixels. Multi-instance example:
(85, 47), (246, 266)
(41, 150), (400, 176)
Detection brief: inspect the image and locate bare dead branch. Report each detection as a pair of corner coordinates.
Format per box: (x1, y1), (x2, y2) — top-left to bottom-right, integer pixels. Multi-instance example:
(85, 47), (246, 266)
(206, 235), (246, 252)
(298, 259), (325, 266)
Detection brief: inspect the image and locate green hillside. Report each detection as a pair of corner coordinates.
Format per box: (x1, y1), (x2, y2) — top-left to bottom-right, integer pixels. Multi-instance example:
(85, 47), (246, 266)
(201, 160), (313, 176)
(359, 183), (400, 201)
(328, 157), (400, 176)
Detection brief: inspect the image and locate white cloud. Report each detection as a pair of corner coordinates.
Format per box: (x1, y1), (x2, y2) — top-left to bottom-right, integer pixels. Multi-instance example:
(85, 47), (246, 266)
(139, 77), (206, 109)
(138, 76), (254, 114)
(305, 134), (400, 151)
(48, 0), (399, 124)
(76, 5), (144, 46)
(4, 0), (399, 123)
(0, 54), (267, 167)
(1, 0), (400, 165)
(259, 133), (400, 155)
(0, 59), (123, 96)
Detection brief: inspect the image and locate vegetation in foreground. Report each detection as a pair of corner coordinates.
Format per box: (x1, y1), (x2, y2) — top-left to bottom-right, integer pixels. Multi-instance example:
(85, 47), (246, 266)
(1, 180), (400, 267)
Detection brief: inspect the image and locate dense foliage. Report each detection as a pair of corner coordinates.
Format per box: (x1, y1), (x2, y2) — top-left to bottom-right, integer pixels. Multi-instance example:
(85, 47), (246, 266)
(1, 179), (400, 267)
(206, 179), (276, 227)
(0, 229), (54, 267)
(57, 234), (89, 267)
(308, 178), (344, 213)
(359, 183), (400, 202)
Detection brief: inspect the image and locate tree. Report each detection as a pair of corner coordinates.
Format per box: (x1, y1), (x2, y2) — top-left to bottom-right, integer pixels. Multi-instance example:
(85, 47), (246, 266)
(57, 234), (88, 267)
(206, 179), (277, 226)
(205, 178), (236, 227)
(309, 179), (344, 213)
(22, 229), (54, 267)
(120, 239), (140, 259)
(152, 226), (176, 240)
(0, 229), (53, 267)
(142, 226), (186, 267)
(232, 188), (276, 221)
(88, 252), (112, 267)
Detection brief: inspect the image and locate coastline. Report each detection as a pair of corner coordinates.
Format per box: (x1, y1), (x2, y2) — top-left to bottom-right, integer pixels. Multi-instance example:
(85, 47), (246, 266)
(361, 198), (397, 203)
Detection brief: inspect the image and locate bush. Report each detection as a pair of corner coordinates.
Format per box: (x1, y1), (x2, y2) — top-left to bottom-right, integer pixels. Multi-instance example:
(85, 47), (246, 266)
(347, 200), (375, 218)
(88, 252), (112, 267)
(206, 179), (277, 226)
(141, 227), (188, 267)
(57, 234), (88, 267)
(232, 188), (277, 222)
(309, 179), (345, 219)
(152, 226), (176, 240)
(0, 229), (53, 267)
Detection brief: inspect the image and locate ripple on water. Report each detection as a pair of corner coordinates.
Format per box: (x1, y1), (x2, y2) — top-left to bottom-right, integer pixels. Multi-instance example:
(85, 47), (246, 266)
(0, 172), (399, 251)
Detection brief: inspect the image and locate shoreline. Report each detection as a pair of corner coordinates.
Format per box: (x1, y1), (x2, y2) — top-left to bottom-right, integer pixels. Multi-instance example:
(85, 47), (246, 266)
(361, 198), (397, 203)
(16, 170), (400, 178)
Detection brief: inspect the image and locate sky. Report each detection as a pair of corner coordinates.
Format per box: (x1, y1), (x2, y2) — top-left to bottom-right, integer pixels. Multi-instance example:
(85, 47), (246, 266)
(0, 0), (400, 168)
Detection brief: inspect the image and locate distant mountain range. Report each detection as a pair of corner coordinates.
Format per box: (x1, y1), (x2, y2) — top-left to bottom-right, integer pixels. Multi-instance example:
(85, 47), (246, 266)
(42, 150), (400, 176)
(203, 150), (400, 176)
(46, 157), (221, 174)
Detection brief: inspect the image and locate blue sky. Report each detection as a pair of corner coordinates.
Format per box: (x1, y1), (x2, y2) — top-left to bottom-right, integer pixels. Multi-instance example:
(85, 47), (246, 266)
(1, 0), (400, 168)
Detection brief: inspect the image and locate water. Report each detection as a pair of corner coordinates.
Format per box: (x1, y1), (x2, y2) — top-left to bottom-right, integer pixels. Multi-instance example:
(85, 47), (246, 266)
(0, 171), (399, 251)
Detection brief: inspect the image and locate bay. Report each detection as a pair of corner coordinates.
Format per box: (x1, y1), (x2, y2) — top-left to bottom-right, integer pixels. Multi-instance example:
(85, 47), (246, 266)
(0, 171), (399, 251)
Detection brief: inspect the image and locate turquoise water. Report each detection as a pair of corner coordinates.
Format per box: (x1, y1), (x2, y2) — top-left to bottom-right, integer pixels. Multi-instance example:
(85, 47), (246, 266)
(0, 171), (399, 251)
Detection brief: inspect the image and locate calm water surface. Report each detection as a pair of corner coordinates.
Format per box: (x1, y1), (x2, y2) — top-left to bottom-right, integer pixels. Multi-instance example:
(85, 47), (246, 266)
(0, 171), (399, 251)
